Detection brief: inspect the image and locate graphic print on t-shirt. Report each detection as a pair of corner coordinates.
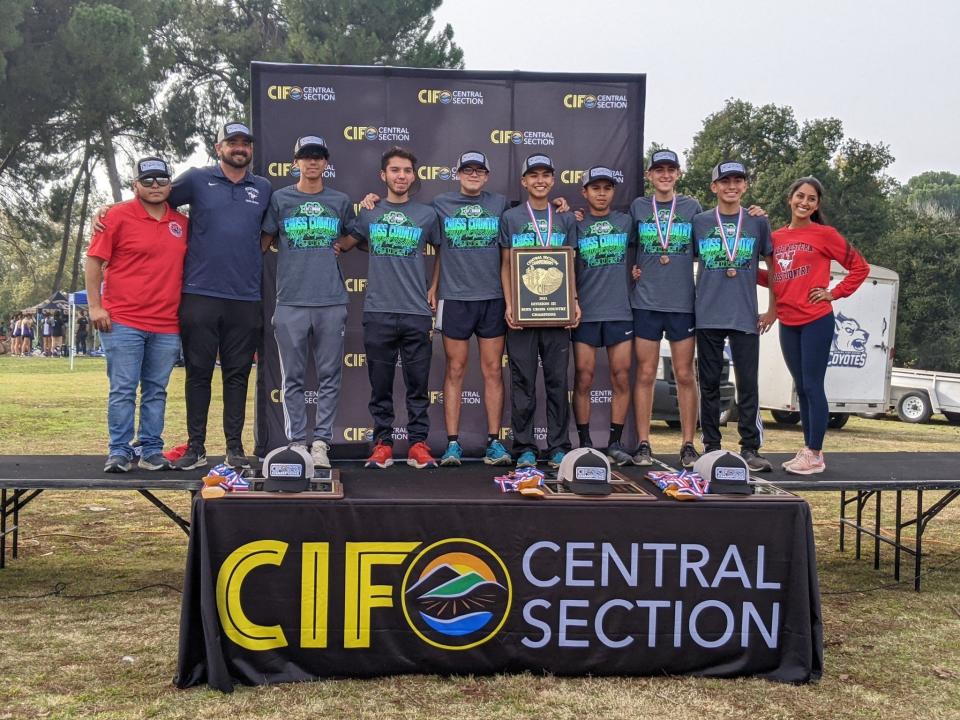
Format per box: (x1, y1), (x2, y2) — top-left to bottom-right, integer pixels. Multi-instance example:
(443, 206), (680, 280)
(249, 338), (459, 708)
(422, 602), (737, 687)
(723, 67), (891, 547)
(578, 219), (628, 267)
(637, 208), (692, 256)
(369, 210), (423, 256)
(511, 219), (568, 247)
(698, 223), (757, 269)
(443, 204), (500, 248)
(772, 241), (813, 281)
(283, 202), (342, 249)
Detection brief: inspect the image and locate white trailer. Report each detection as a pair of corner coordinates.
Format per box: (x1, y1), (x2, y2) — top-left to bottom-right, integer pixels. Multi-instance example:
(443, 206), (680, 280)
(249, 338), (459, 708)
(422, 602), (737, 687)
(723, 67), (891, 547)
(889, 367), (960, 424)
(757, 262), (899, 429)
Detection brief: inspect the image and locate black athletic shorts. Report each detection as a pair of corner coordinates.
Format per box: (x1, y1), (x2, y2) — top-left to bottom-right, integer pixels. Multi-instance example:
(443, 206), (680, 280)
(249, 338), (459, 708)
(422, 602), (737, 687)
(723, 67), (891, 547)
(436, 298), (507, 340)
(632, 308), (696, 342)
(571, 320), (634, 348)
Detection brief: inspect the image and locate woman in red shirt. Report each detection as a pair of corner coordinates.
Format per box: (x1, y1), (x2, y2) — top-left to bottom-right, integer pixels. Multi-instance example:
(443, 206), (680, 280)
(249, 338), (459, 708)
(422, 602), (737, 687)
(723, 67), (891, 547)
(766, 177), (869, 475)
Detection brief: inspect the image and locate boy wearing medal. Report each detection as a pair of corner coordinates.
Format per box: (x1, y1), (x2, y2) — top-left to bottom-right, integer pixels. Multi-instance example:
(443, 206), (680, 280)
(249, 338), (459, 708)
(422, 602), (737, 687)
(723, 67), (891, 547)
(692, 160), (777, 472)
(572, 167), (635, 464)
(629, 150), (703, 468)
(499, 154), (580, 468)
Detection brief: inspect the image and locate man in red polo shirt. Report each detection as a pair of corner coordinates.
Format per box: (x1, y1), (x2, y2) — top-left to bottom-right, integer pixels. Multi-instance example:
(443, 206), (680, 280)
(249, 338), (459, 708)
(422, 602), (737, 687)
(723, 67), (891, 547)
(86, 157), (188, 473)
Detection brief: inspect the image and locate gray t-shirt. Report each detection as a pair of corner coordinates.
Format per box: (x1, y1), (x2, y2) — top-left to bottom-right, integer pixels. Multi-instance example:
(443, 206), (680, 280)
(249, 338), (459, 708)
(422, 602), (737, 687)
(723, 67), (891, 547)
(629, 194), (702, 313)
(351, 200), (440, 316)
(262, 185), (355, 307)
(693, 208), (773, 334)
(498, 203), (577, 249)
(575, 210), (634, 322)
(432, 190), (507, 301)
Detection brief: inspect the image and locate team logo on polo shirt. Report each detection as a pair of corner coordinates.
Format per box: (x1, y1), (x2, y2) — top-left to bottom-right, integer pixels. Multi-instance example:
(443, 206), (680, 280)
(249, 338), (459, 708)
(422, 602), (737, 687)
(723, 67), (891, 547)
(245, 187), (261, 204)
(168, 221), (184, 238)
(400, 538), (511, 650)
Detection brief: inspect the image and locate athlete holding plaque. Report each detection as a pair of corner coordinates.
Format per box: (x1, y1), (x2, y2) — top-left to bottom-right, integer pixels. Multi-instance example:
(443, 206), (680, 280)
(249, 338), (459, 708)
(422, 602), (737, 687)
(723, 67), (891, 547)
(499, 154), (579, 468)
(571, 167), (635, 465)
(692, 160), (777, 472)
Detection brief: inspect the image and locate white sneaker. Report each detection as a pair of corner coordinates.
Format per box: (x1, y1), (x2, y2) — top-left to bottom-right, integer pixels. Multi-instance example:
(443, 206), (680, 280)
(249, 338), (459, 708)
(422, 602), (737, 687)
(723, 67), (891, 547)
(785, 449), (826, 475)
(311, 440), (331, 469)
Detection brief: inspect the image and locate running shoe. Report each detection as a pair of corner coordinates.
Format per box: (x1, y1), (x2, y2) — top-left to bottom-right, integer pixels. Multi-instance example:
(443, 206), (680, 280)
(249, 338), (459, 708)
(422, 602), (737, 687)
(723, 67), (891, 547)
(785, 449), (826, 476)
(680, 442), (699, 470)
(606, 441), (633, 466)
(407, 441), (437, 469)
(226, 446), (251, 469)
(484, 439), (512, 466)
(547, 450), (566, 469)
(741, 448), (772, 473)
(173, 446), (207, 471)
(311, 440), (331, 470)
(516, 450), (538, 468)
(632, 441), (653, 466)
(365, 442), (394, 469)
(440, 440), (463, 467)
(139, 454), (172, 471)
(781, 448), (806, 470)
(104, 456), (132, 473)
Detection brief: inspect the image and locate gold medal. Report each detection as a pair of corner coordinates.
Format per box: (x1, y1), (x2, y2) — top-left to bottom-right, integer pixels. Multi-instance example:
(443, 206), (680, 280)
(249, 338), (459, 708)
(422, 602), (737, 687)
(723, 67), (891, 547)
(726, 268), (737, 278)
(659, 254), (670, 265)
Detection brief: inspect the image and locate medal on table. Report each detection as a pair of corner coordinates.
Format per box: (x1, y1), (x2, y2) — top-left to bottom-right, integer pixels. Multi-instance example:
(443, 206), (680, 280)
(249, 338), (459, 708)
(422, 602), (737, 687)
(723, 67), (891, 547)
(653, 196), (676, 265)
(715, 206), (743, 278)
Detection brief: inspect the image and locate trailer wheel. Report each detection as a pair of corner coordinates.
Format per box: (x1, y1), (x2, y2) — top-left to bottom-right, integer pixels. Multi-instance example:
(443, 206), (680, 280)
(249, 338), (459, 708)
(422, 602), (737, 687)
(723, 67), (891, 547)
(944, 411), (960, 425)
(897, 392), (932, 423)
(771, 410), (801, 425)
(827, 413), (850, 429)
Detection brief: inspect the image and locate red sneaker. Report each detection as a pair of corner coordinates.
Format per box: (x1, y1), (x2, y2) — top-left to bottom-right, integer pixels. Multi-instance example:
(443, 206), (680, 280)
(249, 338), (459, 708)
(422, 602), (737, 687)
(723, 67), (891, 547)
(407, 441), (437, 469)
(365, 442), (394, 469)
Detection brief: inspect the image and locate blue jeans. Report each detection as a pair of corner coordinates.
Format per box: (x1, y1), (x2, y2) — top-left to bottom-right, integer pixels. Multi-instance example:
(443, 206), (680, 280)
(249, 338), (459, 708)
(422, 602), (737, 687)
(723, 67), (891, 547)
(100, 322), (181, 459)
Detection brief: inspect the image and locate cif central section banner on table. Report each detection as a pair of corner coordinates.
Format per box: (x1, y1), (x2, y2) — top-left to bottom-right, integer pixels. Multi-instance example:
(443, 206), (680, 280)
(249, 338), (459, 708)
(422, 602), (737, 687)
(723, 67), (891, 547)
(251, 63), (646, 457)
(175, 496), (823, 691)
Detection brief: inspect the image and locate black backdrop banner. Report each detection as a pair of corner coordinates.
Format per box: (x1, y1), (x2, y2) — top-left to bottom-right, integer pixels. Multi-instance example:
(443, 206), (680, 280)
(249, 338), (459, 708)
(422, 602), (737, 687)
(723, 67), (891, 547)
(175, 488), (823, 692)
(250, 63), (646, 457)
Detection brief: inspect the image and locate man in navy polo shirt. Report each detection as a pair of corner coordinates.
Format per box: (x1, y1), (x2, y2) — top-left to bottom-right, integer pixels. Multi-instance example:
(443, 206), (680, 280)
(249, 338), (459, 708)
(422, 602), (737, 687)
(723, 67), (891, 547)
(170, 121), (272, 469)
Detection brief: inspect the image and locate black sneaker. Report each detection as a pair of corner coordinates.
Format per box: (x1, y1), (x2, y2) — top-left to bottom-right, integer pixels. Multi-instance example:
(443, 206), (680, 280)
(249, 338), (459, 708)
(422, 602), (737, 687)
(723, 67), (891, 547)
(226, 447), (251, 469)
(174, 446), (207, 471)
(680, 442), (699, 469)
(632, 441), (653, 466)
(741, 448), (772, 473)
(139, 454), (172, 471)
(104, 456), (132, 473)
(606, 441), (633, 466)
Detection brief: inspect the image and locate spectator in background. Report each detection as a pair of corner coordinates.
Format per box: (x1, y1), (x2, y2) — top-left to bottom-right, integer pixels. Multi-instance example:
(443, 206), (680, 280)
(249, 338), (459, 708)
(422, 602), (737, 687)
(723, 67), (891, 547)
(41, 311), (53, 355)
(51, 309), (65, 356)
(75, 310), (89, 355)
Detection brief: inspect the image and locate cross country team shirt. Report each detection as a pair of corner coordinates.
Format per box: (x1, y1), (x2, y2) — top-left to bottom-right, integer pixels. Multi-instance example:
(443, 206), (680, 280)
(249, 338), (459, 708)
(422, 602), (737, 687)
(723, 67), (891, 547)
(629, 194), (702, 313)
(498, 204), (576, 249)
(575, 210), (634, 322)
(87, 198), (188, 333)
(431, 190), (507, 301)
(692, 209), (773, 334)
(760, 223), (869, 326)
(168, 165), (272, 302)
(351, 200), (440, 316)
(262, 185), (355, 307)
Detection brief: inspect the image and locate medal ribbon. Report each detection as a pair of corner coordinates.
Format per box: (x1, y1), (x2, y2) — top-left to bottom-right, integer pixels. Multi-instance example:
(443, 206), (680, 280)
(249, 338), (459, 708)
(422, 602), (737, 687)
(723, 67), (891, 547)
(526, 202), (553, 247)
(714, 206), (744, 266)
(652, 196), (676, 253)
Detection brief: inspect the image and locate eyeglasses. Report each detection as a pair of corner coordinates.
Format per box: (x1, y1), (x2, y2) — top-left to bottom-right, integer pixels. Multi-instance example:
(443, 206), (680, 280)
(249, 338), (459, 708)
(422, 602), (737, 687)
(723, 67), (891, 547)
(139, 177), (171, 187)
(459, 167), (488, 177)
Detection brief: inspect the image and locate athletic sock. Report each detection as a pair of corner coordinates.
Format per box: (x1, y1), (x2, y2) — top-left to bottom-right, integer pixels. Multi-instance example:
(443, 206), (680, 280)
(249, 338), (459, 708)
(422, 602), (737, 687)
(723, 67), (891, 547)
(487, 434), (497, 445)
(576, 423), (591, 445)
(447, 435), (459, 444)
(608, 423), (624, 445)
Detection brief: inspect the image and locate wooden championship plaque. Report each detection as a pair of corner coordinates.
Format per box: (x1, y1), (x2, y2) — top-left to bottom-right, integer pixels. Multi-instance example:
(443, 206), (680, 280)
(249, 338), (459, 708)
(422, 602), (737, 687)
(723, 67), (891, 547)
(510, 246), (576, 327)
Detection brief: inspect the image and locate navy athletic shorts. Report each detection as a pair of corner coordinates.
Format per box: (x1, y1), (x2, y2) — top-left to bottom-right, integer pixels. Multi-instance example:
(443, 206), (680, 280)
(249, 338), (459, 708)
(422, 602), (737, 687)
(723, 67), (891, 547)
(632, 309), (696, 342)
(571, 320), (634, 348)
(437, 298), (507, 340)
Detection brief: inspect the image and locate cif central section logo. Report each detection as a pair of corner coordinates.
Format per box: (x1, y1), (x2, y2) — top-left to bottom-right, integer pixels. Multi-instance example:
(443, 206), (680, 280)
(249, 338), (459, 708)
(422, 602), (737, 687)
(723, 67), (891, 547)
(562, 92), (628, 109)
(267, 85), (336, 102)
(490, 129), (555, 146)
(418, 88), (485, 106)
(401, 538), (512, 650)
(344, 125), (412, 142)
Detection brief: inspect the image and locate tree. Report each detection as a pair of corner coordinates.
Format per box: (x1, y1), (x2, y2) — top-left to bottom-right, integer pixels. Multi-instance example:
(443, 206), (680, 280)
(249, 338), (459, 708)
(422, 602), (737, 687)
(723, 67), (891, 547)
(897, 171), (960, 221)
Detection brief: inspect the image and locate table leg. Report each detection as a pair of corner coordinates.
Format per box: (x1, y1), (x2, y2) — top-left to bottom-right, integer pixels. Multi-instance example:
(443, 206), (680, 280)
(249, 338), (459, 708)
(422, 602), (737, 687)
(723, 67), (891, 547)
(855, 491), (864, 559)
(894, 490), (902, 581)
(874, 491), (881, 570)
(839, 490), (846, 551)
(915, 490), (923, 592)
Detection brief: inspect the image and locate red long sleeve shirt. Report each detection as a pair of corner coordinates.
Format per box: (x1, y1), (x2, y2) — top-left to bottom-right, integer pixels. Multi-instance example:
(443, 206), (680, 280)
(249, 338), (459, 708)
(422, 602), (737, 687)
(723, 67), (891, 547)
(758, 223), (869, 327)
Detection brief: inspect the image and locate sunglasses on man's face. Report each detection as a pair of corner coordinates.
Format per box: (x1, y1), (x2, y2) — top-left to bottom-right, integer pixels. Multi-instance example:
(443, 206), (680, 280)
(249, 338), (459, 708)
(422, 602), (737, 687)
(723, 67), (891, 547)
(139, 177), (171, 187)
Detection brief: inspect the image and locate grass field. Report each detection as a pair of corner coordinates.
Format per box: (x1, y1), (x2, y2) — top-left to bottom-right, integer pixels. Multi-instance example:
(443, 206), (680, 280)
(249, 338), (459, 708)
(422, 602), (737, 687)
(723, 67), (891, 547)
(1, 355), (959, 720)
